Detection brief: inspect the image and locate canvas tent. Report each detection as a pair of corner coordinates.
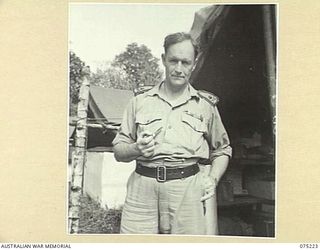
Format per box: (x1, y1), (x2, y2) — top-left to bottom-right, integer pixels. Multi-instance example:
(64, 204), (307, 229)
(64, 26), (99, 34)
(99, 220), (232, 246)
(69, 85), (133, 149)
(88, 85), (133, 126)
(86, 85), (133, 149)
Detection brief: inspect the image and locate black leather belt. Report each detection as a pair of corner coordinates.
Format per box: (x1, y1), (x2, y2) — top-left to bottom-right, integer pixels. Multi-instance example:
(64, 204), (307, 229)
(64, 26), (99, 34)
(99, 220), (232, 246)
(135, 163), (199, 182)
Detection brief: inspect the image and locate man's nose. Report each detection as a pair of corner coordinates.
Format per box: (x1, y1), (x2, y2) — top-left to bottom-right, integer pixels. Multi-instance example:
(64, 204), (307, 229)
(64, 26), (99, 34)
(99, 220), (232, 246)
(174, 61), (183, 73)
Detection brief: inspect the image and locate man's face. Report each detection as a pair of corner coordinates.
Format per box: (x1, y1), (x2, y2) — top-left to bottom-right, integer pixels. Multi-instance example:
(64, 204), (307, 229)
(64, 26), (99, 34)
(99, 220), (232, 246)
(162, 40), (195, 89)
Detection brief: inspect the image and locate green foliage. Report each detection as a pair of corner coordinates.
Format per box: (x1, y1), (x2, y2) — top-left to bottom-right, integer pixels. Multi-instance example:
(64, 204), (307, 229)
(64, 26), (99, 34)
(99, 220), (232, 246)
(112, 43), (162, 88)
(69, 51), (90, 116)
(91, 43), (162, 90)
(90, 63), (133, 90)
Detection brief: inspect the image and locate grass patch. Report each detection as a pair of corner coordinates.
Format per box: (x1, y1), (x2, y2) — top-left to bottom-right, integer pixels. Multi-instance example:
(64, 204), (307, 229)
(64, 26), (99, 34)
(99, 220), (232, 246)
(78, 195), (122, 234)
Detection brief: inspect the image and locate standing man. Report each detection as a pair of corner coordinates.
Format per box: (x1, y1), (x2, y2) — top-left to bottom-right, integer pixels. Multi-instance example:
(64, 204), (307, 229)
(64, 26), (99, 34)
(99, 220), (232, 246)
(112, 32), (232, 234)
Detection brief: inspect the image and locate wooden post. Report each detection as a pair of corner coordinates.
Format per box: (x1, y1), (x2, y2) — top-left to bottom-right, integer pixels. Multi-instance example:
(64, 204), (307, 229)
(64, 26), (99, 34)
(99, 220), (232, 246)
(262, 5), (277, 137)
(68, 67), (90, 234)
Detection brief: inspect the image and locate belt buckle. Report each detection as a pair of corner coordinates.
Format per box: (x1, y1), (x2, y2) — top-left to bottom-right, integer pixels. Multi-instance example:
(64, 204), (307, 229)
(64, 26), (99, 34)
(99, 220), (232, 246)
(156, 166), (166, 182)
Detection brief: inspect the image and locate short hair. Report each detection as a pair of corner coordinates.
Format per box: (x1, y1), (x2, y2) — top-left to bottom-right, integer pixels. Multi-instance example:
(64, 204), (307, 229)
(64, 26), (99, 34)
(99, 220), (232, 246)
(163, 32), (198, 58)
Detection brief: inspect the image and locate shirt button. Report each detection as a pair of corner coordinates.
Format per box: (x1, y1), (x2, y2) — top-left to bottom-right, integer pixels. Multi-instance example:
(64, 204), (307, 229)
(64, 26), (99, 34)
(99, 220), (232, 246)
(168, 125), (172, 129)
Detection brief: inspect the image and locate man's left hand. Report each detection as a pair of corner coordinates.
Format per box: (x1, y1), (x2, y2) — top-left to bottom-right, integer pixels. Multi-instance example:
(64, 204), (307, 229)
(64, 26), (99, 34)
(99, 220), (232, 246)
(200, 175), (218, 202)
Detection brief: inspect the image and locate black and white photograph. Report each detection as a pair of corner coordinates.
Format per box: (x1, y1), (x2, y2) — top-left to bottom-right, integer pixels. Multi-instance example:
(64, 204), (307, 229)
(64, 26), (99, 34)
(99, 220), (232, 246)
(68, 3), (277, 237)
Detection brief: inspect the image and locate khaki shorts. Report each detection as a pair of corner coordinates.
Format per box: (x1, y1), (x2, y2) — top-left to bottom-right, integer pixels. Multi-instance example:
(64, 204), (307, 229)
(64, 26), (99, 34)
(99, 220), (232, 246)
(120, 171), (207, 234)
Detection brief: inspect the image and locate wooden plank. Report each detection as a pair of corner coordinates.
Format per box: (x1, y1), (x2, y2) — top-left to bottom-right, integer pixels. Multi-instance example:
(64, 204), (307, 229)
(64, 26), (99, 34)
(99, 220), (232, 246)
(218, 195), (263, 207)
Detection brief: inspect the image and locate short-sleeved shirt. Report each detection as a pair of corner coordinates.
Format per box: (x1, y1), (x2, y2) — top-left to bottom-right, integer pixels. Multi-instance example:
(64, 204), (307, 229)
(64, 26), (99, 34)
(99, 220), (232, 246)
(112, 82), (232, 167)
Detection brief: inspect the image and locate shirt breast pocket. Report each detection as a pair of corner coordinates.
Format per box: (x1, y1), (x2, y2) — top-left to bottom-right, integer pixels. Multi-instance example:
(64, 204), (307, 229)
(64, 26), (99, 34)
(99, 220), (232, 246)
(181, 113), (207, 151)
(136, 113), (163, 136)
(181, 113), (206, 134)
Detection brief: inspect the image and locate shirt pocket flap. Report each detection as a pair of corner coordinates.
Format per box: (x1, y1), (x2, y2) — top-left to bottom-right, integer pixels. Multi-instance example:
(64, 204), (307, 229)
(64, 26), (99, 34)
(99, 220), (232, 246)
(136, 113), (162, 125)
(181, 113), (206, 133)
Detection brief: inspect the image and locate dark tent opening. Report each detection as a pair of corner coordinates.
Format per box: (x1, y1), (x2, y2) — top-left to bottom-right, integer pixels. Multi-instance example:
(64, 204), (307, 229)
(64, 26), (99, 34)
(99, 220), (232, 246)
(191, 5), (277, 237)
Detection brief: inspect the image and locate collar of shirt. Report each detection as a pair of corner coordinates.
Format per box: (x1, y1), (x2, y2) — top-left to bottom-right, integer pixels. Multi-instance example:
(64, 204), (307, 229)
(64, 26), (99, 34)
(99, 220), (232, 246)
(146, 81), (200, 107)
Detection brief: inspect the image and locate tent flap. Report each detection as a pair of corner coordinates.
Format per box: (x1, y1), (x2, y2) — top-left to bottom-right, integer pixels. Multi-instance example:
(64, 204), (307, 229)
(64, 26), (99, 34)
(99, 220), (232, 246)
(190, 5), (230, 84)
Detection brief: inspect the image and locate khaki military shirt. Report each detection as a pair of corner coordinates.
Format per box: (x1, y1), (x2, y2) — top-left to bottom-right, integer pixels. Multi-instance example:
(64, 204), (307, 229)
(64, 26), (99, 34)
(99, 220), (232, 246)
(112, 82), (232, 167)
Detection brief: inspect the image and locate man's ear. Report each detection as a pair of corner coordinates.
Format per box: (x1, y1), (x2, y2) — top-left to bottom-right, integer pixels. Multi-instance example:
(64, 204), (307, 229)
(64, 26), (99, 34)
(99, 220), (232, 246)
(161, 53), (166, 65)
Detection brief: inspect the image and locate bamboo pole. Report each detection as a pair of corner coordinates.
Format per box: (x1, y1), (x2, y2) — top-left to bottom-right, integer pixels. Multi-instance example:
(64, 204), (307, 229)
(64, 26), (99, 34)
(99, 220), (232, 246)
(69, 122), (120, 131)
(68, 67), (90, 234)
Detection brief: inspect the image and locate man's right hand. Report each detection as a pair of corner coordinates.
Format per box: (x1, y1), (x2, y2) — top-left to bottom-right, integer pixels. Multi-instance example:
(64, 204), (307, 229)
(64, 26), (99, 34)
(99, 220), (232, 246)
(136, 131), (155, 158)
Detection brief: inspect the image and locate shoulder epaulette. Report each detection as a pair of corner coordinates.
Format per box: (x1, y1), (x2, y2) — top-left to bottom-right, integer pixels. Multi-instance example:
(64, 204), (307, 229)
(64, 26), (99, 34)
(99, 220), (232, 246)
(134, 85), (154, 96)
(197, 90), (219, 106)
